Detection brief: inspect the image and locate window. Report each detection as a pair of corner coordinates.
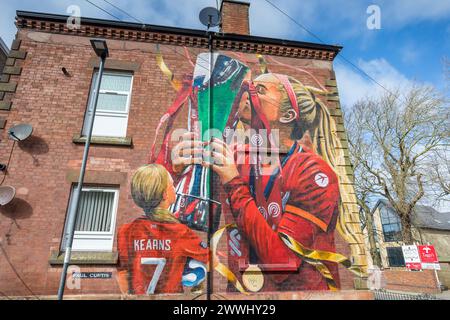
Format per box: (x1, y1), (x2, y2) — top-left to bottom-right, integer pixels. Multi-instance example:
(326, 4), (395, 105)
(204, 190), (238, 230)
(381, 207), (402, 242)
(83, 71), (133, 138)
(386, 247), (405, 267)
(62, 186), (119, 251)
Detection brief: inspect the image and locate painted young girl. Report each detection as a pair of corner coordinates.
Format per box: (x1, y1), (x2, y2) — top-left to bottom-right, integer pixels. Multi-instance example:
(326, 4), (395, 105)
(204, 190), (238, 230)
(117, 164), (208, 294)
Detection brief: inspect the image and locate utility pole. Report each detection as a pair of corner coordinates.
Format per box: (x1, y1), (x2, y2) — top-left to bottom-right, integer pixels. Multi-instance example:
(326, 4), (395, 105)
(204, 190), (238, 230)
(57, 39), (109, 300)
(206, 26), (214, 302)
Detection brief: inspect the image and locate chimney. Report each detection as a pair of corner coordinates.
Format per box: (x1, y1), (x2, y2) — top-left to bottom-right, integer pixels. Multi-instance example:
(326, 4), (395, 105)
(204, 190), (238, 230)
(220, 0), (250, 35)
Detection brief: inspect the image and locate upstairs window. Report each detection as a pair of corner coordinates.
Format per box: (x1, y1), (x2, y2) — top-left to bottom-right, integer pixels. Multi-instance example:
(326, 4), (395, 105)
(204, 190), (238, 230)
(83, 71), (133, 138)
(381, 207), (403, 242)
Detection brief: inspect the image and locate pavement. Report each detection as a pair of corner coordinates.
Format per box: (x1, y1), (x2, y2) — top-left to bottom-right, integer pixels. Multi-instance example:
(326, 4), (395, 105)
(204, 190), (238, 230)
(436, 290), (450, 300)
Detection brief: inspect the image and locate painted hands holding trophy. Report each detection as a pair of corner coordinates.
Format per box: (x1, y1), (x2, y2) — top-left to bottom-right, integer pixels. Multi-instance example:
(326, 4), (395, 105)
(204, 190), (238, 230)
(172, 131), (239, 185)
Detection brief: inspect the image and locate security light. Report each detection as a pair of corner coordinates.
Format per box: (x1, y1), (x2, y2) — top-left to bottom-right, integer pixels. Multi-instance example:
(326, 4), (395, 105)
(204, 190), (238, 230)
(90, 39), (109, 58)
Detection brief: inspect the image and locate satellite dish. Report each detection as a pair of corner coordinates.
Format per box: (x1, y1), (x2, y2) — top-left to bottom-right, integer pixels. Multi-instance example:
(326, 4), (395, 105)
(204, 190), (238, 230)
(199, 7), (221, 28)
(0, 186), (15, 206)
(8, 124), (33, 141)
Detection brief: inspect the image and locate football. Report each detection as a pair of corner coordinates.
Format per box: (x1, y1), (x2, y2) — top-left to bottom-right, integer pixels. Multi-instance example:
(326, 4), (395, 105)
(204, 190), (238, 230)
(181, 258), (207, 287)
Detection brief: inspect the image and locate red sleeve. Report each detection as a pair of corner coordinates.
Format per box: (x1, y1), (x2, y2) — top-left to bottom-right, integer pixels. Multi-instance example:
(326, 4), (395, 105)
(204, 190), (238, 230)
(181, 227), (209, 264)
(116, 224), (132, 293)
(223, 152), (340, 282)
(117, 225), (130, 272)
(283, 152), (340, 232)
(224, 178), (320, 279)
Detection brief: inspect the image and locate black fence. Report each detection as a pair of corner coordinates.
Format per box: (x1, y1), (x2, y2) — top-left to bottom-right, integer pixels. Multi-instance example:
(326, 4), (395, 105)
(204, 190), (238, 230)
(373, 289), (441, 300)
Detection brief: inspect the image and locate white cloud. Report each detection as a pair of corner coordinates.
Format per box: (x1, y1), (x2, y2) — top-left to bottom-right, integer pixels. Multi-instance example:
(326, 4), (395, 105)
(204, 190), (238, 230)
(248, 0), (450, 41)
(249, 0), (305, 40)
(0, 1), (443, 107)
(0, 0), (217, 48)
(2, 0), (450, 47)
(380, 0), (450, 26)
(335, 57), (413, 108)
(399, 43), (421, 65)
(0, 0), (110, 47)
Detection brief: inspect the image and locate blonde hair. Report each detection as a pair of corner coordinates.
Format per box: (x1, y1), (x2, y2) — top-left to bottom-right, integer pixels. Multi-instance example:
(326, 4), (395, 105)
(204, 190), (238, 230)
(279, 75), (366, 272)
(280, 76), (338, 167)
(131, 164), (178, 223)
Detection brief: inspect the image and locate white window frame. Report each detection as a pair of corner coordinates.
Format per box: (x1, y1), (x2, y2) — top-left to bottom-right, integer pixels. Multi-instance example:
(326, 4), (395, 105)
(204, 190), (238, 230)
(65, 186), (120, 252)
(83, 70), (134, 138)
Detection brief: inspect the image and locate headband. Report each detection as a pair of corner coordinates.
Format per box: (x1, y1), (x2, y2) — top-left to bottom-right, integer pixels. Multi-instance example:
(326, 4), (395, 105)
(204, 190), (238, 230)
(272, 73), (299, 120)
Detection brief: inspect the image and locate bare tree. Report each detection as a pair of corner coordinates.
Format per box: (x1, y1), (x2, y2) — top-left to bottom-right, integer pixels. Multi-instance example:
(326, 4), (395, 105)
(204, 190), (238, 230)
(421, 58), (450, 208)
(427, 148), (450, 203)
(345, 85), (449, 244)
(436, 57), (450, 201)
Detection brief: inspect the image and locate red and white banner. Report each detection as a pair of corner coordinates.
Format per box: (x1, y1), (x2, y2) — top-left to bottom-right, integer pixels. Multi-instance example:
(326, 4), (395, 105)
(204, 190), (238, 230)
(418, 245), (440, 270)
(402, 245), (422, 270)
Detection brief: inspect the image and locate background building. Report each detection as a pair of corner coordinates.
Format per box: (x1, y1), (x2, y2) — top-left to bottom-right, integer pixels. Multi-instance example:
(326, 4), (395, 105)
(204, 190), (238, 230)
(0, 37), (10, 115)
(0, 1), (369, 299)
(367, 199), (449, 293)
(0, 37), (9, 74)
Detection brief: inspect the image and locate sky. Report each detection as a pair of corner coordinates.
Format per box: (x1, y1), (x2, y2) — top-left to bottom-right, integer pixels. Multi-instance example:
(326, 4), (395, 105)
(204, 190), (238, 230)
(0, 0), (449, 207)
(0, 0), (449, 107)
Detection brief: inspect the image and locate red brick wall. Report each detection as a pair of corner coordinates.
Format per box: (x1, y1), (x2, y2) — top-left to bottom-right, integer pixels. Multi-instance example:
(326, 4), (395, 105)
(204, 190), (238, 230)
(221, 0), (250, 35)
(0, 28), (359, 298)
(382, 269), (440, 294)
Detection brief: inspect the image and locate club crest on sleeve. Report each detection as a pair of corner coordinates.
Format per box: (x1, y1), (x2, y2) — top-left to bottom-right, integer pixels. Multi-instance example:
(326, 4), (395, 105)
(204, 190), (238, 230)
(314, 172), (329, 188)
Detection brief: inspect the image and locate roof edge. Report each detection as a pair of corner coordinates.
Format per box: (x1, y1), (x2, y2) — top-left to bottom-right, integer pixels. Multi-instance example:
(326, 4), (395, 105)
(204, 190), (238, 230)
(15, 10), (342, 54)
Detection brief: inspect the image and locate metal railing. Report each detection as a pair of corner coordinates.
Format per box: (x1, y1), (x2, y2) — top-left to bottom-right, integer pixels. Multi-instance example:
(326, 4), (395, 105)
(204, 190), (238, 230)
(373, 289), (441, 300)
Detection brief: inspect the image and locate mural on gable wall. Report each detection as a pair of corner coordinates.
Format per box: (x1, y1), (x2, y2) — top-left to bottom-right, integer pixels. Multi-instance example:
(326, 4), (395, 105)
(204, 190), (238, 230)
(117, 45), (366, 295)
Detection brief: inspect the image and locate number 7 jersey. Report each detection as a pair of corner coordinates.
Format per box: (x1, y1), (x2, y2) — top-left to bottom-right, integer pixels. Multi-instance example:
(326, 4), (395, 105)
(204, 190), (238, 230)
(117, 216), (209, 294)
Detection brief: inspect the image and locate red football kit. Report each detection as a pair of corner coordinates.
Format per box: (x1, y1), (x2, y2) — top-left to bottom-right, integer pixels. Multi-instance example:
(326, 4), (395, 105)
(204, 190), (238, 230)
(158, 141), (340, 291)
(221, 143), (341, 291)
(117, 217), (208, 294)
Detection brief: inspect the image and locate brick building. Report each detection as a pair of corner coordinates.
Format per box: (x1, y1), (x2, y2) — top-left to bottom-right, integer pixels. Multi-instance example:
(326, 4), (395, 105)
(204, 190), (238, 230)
(364, 199), (449, 294)
(0, 37), (9, 78)
(0, 1), (370, 299)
